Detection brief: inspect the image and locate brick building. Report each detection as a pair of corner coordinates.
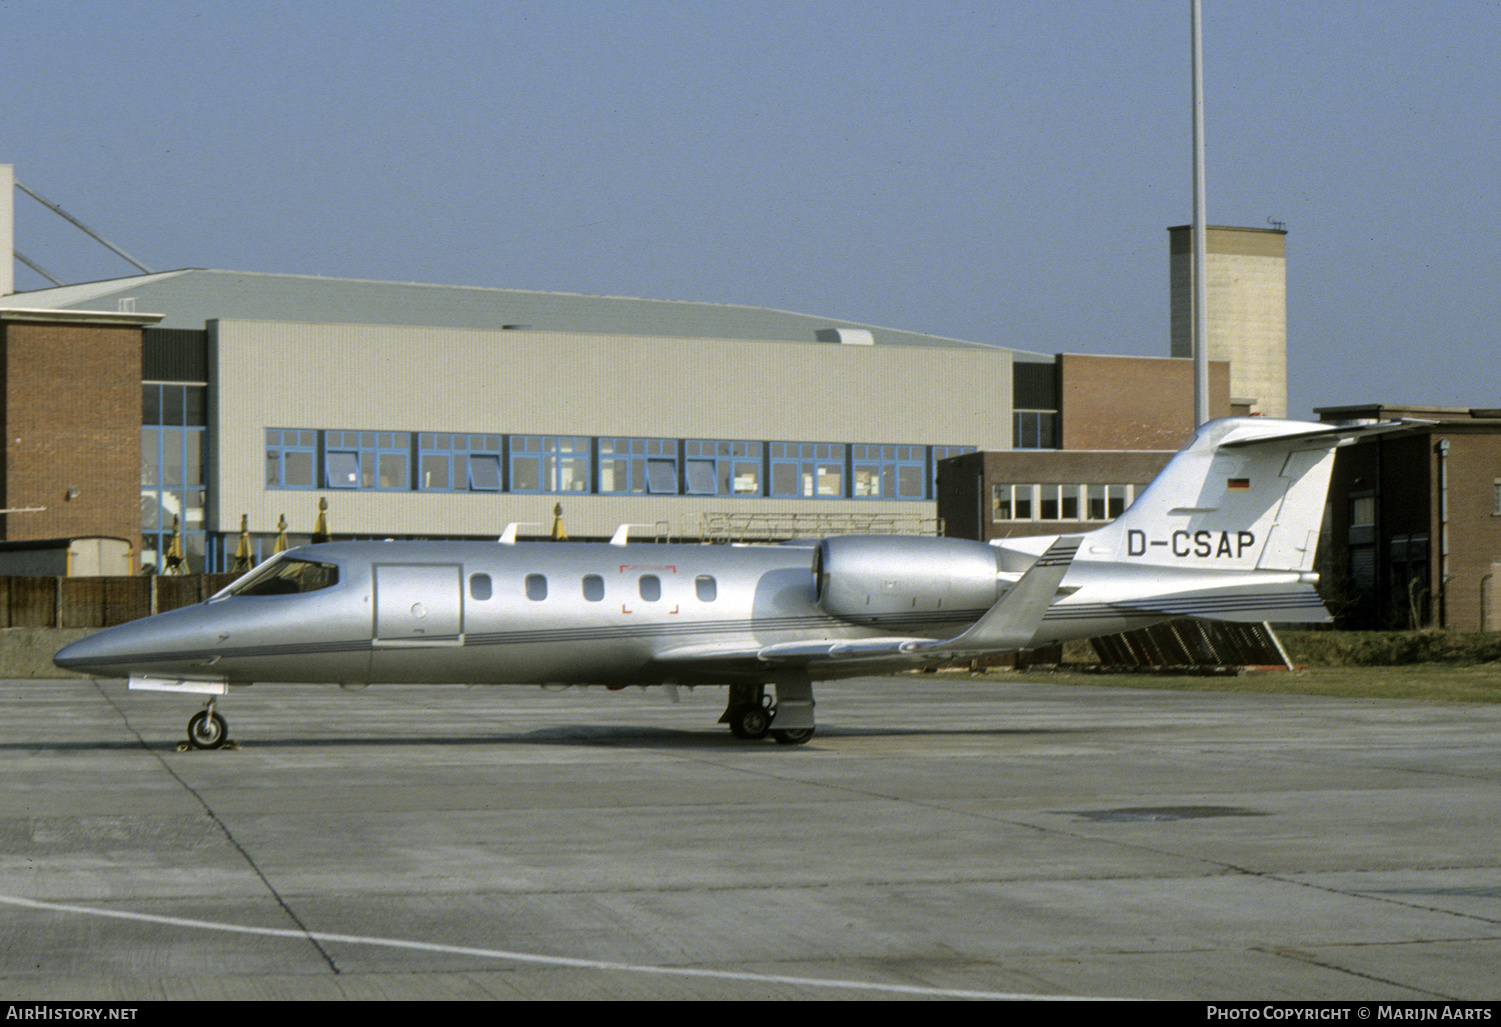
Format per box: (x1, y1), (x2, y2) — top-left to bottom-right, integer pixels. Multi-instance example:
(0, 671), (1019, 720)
(0, 308), (161, 569)
(937, 353), (1235, 542)
(1316, 405), (1501, 631)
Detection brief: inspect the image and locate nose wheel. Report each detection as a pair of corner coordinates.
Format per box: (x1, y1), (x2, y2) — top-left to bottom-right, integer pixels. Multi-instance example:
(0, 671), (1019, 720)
(184, 703), (230, 750)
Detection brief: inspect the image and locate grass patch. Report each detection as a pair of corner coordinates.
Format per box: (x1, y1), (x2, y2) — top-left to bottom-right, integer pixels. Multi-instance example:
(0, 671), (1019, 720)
(1279, 630), (1501, 667)
(961, 629), (1501, 702)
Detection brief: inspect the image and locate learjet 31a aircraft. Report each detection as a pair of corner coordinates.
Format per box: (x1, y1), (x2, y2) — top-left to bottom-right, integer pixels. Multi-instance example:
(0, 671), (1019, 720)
(54, 416), (1414, 748)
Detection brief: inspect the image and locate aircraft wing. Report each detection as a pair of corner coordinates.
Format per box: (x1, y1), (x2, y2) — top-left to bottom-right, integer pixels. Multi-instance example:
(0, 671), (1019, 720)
(651, 535), (1081, 671)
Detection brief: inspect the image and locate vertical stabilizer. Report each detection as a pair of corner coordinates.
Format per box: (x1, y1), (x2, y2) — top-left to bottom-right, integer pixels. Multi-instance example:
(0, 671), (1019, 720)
(1084, 418), (1344, 574)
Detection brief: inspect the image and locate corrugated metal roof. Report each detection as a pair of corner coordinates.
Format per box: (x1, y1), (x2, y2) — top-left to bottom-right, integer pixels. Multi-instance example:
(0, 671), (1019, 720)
(9, 268), (1031, 353)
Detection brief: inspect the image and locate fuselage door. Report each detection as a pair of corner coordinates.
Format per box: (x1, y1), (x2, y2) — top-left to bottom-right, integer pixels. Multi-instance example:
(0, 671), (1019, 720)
(373, 563), (463, 644)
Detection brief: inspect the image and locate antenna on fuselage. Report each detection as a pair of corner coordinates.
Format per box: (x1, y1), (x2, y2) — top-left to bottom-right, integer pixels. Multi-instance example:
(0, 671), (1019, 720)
(498, 523), (540, 544)
(609, 524), (658, 546)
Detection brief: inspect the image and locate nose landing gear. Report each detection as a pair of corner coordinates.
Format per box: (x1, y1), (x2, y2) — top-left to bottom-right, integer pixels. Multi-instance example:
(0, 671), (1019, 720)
(182, 701), (231, 751)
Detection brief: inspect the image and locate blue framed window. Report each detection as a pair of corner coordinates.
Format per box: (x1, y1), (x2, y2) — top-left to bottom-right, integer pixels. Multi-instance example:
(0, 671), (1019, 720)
(598, 437), (677, 494)
(144, 385), (208, 571)
(418, 433), (503, 491)
(684, 440), (762, 497)
(769, 443), (845, 499)
(266, 429), (318, 489)
(510, 435), (590, 493)
(324, 431), (411, 490)
(850, 444), (926, 500)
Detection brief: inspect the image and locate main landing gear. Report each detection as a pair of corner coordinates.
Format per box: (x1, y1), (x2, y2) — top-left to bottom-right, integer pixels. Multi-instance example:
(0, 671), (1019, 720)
(183, 700), (231, 751)
(720, 682), (816, 745)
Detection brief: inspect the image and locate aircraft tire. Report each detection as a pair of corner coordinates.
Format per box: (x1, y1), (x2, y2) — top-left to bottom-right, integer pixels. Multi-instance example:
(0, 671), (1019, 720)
(772, 727), (815, 745)
(187, 710), (228, 750)
(727, 704), (771, 740)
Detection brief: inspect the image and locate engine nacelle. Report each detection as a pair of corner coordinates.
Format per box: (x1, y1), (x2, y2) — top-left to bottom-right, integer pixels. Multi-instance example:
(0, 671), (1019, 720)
(814, 535), (1004, 622)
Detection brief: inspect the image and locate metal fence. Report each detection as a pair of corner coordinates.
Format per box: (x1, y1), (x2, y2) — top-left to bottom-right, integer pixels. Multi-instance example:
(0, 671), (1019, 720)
(0, 574), (239, 629)
(698, 511), (942, 543)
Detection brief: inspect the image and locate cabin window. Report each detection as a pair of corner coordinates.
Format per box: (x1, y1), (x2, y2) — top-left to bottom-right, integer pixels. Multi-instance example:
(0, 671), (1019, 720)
(525, 574), (548, 601)
(695, 575), (717, 602)
(582, 574), (605, 601)
(638, 575), (661, 602)
(229, 557), (339, 596)
(469, 574), (493, 601)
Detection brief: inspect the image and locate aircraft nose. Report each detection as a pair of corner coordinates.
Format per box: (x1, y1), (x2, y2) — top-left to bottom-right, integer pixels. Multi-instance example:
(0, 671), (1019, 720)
(54, 622), (145, 676)
(53, 613), (191, 677)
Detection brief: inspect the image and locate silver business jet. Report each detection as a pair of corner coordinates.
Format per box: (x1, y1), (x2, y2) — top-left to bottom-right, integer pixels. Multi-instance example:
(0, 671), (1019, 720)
(54, 417), (1412, 749)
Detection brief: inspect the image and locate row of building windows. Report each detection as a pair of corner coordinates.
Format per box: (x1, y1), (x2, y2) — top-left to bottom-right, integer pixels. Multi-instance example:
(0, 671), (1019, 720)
(267, 429), (974, 502)
(992, 483), (1143, 522)
(474, 572), (720, 604)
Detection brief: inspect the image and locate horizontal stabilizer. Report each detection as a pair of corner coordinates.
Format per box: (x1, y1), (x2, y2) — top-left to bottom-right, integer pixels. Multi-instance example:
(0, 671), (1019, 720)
(1114, 580), (1331, 624)
(1217, 418), (1434, 452)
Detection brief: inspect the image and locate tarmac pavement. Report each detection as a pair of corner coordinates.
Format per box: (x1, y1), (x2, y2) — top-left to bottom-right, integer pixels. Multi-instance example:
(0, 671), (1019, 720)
(0, 673), (1497, 1001)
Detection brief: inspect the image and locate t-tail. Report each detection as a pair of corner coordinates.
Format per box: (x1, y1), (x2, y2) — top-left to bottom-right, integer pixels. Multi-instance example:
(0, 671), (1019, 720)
(1021, 416), (1429, 629)
(1087, 417), (1358, 573)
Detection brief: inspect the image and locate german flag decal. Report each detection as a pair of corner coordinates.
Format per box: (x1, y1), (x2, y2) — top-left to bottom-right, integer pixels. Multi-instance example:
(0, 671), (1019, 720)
(1227, 478), (1251, 492)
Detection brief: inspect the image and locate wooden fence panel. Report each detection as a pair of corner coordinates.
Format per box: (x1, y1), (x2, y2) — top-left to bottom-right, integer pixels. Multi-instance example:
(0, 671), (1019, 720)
(0, 574), (245, 628)
(6, 577), (58, 627)
(60, 577), (106, 628)
(61, 577), (152, 628)
(154, 575), (203, 613)
(153, 573), (238, 614)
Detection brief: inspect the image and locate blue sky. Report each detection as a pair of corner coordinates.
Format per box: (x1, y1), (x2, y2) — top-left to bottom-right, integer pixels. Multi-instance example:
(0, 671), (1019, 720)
(4, 0), (1498, 417)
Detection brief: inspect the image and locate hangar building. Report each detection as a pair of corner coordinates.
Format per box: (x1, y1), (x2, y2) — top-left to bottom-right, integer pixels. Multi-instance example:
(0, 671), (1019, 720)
(3, 212), (1286, 574)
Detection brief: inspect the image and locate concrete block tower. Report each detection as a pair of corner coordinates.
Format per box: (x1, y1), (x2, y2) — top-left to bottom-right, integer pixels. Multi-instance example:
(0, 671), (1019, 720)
(1169, 224), (1287, 418)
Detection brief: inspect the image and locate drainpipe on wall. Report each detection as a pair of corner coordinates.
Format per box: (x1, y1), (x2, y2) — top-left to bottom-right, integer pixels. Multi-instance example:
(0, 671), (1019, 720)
(1437, 438), (1450, 628)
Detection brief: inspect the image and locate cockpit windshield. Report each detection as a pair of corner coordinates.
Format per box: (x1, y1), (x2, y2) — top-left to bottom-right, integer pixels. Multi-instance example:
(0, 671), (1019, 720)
(226, 557), (340, 597)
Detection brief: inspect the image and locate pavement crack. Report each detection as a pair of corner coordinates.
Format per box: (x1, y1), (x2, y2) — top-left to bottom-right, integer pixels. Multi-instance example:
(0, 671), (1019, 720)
(95, 680), (344, 975)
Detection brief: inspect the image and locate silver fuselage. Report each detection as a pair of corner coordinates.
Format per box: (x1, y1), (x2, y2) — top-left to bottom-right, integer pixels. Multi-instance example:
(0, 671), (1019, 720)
(54, 540), (995, 686)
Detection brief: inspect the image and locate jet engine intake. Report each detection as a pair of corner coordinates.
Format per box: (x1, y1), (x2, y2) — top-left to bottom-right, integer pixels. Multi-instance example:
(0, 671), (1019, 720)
(814, 535), (1004, 621)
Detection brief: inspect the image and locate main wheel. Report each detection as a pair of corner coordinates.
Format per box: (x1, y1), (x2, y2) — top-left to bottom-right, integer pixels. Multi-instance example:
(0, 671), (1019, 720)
(187, 710), (228, 750)
(772, 727), (815, 745)
(728, 703), (772, 740)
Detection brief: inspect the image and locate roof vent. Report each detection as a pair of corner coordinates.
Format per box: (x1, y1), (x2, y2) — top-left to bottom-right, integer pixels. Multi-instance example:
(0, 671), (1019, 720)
(815, 328), (874, 346)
